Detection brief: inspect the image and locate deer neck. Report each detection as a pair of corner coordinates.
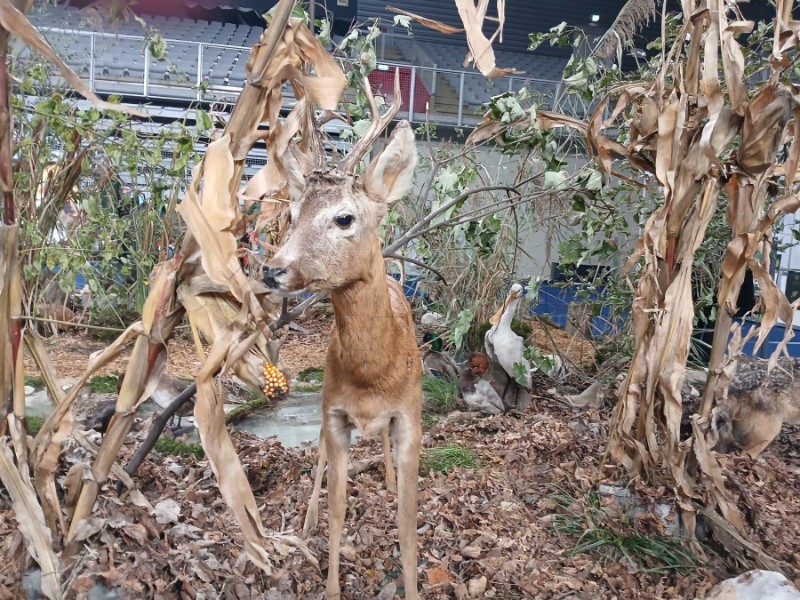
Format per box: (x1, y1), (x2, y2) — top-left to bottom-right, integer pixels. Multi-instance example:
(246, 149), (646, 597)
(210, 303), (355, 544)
(329, 245), (397, 375)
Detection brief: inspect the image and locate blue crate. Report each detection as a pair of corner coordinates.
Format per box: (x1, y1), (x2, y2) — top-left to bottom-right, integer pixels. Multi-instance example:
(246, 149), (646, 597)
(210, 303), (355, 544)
(390, 274), (427, 300)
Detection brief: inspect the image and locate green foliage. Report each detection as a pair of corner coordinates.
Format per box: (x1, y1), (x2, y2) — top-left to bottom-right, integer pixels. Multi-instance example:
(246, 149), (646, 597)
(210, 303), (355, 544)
(548, 488), (700, 574)
(421, 374), (461, 415)
(511, 362), (529, 386)
(296, 367), (324, 383)
(421, 413), (439, 430)
(11, 56), (201, 326)
(26, 416), (45, 436)
(88, 375), (119, 394)
(452, 309), (475, 351)
(421, 445), (479, 474)
(24, 375), (45, 390)
(154, 438), (205, 458)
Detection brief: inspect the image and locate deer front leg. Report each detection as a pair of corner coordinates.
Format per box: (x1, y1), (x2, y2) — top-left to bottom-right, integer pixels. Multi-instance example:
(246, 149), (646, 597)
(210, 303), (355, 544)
(381, 426), (397, 493)
(393, 413), (421, 599)
(304, 425), (327, 535)
(325, 413), (350, 600)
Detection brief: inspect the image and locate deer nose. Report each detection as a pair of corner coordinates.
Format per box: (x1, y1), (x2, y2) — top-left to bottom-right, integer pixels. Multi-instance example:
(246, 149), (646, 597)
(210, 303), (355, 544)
(263, 266), (287, 289)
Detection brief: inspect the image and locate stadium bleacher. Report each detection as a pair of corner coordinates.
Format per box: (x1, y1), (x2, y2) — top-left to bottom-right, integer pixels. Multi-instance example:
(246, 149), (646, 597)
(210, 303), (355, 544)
(26, 2), (566, 126)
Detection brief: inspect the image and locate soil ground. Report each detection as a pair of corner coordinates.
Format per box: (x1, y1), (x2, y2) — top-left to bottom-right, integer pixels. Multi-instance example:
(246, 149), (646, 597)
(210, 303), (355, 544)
(3, 308), (800, 599)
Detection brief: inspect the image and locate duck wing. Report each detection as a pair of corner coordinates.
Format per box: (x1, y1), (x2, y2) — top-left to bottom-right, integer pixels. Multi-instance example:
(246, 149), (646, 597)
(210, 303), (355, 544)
(424, 351), (460, 380)
(462, 378), (504, 415)
(485, 326), (531, 388)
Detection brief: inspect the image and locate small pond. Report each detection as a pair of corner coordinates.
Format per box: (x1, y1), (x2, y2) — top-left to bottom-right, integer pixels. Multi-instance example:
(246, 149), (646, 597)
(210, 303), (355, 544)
(24, 387), (323, 449)
(230, 392), (322, 448)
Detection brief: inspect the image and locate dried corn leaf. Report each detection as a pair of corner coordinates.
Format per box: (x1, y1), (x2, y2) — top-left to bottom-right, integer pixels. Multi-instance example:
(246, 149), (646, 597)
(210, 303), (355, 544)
(191, 325), (316, 573)
(385, 6), (465, 34)
(454, 0), (522, 78)
(0, 417), (61, 600)
(290, 22), (347, 110)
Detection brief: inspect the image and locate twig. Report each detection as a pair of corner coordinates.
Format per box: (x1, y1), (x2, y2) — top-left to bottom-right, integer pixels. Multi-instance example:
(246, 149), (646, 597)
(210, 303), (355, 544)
(117, 381), (197, 494)
(26, 316), (125, 333)
(269, 293), (325, 333)
(383, 182), (531, 255)
(383, 253), (448, 285)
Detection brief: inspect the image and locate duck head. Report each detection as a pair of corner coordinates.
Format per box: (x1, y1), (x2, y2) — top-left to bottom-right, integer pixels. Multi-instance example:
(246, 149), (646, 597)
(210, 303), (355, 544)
(468, 352), (491, 375)
(489, 283), (524, 326)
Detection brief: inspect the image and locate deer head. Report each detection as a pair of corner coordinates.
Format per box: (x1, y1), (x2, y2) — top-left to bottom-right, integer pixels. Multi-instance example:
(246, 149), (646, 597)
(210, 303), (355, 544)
(263, 120), (417, 294)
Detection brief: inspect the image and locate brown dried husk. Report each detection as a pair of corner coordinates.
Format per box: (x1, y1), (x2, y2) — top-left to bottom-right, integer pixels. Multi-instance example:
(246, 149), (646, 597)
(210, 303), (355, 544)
(14, 0), (357, 582)
(55, 2), (346, 573)
(469, 0), (800, 565)
(604, 0), (799, 559)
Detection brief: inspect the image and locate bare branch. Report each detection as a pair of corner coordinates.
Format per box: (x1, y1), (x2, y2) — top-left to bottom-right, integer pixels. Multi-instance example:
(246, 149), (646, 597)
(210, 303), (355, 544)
(383, 253), (448, 285)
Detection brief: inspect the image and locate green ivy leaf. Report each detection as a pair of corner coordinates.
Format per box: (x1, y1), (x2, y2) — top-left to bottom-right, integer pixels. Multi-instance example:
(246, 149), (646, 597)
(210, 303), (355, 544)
(512, 362), (529, 387)
(452, 309), (474, 351)
(195, 109), (212, 135)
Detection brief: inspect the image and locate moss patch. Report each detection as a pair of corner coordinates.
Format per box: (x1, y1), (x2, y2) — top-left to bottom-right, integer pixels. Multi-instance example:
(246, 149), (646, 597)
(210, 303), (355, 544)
(154, 438), (205, 458)
(88, 374), (120, 394)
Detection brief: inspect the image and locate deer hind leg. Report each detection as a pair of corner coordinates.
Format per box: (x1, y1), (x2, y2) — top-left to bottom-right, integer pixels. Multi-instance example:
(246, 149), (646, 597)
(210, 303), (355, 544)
(303, 426), (327, 536)
(381, 426), (397, 493)
(324, 413), (351, 600)
(393, 413), (421, 599)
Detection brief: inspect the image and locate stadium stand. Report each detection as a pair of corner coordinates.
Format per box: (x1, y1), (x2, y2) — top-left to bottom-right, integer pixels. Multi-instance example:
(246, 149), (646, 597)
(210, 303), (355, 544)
(26, 2), (566, 125)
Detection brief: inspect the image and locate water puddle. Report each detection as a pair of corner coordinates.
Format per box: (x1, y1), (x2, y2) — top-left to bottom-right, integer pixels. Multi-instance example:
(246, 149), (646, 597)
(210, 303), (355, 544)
(24, 387), (323, 450)
(230, 392), (322, 449)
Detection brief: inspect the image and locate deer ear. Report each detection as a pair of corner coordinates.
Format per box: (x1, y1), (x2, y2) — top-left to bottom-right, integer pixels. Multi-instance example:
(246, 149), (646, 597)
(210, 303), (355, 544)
(283, 143), (311, 201)
(364, 120), (417, 205)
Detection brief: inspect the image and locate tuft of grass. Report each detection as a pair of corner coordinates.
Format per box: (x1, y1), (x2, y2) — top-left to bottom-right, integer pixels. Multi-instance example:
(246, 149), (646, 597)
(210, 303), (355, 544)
(24, 375), (45, 390)
(547, 487), (700, 574)
(154, 438), (205, 458)
(421, 413), (439, 430)
(421, 374), (461, 415)
(296, 367), (324, 383)
(88, 374), (120, 394)
(26, 416), (45, 436)
(421, 445), (478, 474)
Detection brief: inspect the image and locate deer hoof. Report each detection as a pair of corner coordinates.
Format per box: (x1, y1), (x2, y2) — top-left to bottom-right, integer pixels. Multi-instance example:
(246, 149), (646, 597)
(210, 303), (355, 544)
(302, 509), (319, 536)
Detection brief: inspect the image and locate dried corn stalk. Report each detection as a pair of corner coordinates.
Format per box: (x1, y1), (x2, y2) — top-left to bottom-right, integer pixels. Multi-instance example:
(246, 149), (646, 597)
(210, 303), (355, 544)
(0, 2), (150, 596)
(591, 0), (798, 552)
(32, 0), (349, 577)
(388, 1), (522, 78)
(471, 0), (799, 561)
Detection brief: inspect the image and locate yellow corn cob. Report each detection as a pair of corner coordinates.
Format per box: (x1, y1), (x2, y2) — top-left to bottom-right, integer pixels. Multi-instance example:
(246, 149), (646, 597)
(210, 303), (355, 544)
(261, 361), (289, 398)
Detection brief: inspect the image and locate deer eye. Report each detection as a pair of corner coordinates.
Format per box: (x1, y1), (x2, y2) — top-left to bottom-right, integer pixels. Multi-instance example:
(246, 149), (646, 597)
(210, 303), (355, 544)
(334, 214), (354, 229)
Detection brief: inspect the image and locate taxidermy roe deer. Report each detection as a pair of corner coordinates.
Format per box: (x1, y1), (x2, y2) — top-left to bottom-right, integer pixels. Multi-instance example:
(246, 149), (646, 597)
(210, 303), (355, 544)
(263, 120), (422, 599)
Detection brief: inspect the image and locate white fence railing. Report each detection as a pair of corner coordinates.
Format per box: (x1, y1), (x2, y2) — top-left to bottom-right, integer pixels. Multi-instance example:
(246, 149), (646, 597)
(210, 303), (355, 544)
(32, 26), (564, 128)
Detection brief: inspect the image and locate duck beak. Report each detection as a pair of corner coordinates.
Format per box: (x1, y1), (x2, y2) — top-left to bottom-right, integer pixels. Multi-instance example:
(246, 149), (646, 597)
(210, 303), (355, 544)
(489, 289), (519, 326)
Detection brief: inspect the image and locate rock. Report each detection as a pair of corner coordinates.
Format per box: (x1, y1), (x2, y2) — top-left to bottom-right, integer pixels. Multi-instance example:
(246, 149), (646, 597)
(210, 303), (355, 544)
(467, 575), (487, 597)
(702, 570), (800, 600)
(421, 311), (445, 326)
(24, 385), (35, 395)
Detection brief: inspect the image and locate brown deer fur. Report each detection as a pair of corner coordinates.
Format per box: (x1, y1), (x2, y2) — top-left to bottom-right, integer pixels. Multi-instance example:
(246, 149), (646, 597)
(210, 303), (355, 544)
(263, 121), (421, 599)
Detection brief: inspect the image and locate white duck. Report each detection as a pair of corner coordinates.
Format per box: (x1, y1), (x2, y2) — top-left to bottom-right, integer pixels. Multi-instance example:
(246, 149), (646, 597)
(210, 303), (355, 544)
(485, 283), (532, 389)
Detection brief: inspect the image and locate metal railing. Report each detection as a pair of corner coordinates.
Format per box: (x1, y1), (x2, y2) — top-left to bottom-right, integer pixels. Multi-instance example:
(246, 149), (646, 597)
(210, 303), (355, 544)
(33, 26), (563, 128)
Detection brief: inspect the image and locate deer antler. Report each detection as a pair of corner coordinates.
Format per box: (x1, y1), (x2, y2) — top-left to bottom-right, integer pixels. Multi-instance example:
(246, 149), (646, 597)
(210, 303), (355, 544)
(339, 68), (403, 172)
